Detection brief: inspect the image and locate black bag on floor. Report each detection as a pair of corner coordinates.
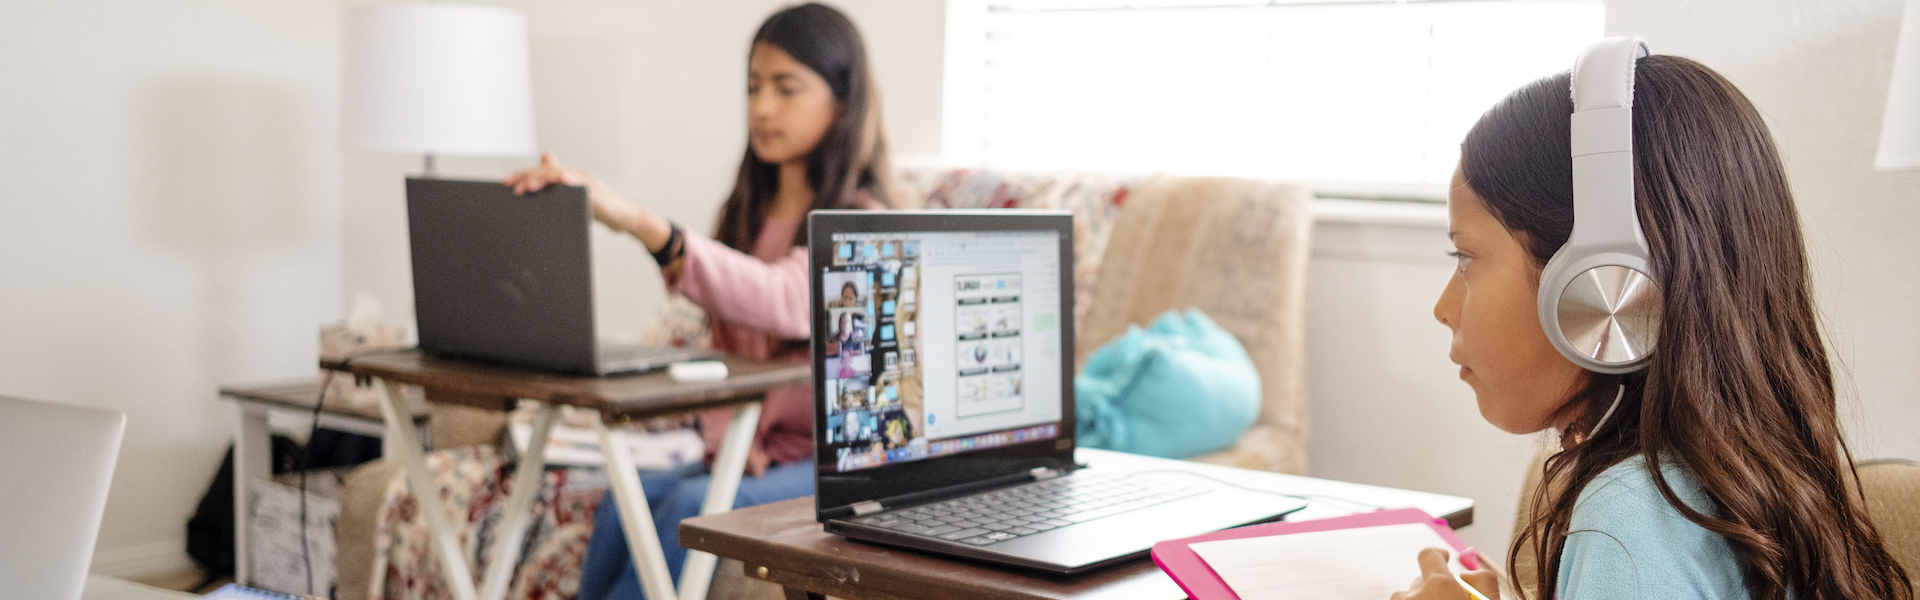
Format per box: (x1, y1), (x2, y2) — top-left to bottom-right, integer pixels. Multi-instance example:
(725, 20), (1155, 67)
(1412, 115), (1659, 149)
(185, 434), (301, 577)
(184, 430), (381, 577)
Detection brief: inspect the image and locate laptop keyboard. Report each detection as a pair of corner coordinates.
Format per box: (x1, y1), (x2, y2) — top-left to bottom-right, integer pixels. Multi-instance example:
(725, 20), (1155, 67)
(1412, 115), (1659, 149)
(848, 474), (1210, 546)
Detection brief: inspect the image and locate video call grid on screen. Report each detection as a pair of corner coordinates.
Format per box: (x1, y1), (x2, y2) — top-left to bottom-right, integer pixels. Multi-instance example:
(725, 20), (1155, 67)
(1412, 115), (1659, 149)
(821, 230), (1064, 473)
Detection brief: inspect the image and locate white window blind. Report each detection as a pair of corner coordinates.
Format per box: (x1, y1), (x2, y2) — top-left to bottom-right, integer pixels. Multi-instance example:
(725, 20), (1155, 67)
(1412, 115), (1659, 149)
(942, 0), (1605, 199)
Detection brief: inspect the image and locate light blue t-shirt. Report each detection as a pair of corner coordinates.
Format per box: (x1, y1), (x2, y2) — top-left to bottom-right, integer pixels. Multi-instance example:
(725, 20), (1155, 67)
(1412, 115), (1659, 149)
(1555, 456), (1748, 599)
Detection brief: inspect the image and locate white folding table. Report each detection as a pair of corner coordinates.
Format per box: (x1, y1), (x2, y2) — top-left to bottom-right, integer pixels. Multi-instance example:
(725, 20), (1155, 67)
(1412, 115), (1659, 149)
(321, 349), (810, 600)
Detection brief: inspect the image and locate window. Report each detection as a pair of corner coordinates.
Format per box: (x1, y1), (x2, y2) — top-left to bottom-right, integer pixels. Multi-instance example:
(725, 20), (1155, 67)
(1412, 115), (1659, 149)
(942, 0), (1605, 200)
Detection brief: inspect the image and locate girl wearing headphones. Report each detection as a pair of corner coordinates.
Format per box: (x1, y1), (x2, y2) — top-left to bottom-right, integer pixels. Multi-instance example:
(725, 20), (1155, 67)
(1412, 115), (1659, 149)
(506, 4), (894, 597)
(1398, 45), (1911, 599)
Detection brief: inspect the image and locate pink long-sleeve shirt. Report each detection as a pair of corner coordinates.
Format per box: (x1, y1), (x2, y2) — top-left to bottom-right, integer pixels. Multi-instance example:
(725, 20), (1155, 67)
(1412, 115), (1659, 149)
(668, 217), (816, 468)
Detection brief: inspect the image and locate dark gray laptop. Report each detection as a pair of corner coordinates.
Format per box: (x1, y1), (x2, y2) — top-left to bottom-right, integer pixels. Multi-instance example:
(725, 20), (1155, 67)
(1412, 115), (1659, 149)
(406, 178), (715, 376)
(807, 209), (1306, 573)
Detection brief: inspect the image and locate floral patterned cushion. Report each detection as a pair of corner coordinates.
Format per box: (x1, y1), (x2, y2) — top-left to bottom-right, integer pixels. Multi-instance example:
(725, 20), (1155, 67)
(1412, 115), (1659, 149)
(370, 446), (607, 600)
(894, 166), (1141, 336)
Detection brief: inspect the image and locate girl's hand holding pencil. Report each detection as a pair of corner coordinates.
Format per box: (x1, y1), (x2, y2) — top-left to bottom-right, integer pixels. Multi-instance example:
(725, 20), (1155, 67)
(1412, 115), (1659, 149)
(1390, 547), (1500, 600)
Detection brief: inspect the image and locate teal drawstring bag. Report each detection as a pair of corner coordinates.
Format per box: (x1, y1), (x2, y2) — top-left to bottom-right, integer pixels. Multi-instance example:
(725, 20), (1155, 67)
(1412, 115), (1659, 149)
(1074, 308), (1260, 458)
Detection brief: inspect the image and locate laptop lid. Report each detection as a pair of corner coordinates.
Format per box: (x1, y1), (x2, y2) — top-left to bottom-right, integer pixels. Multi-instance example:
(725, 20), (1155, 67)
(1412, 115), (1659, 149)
(406, 178), (599, 374)
(0, 396), (125, 600)
(809, 210), (1077, 520)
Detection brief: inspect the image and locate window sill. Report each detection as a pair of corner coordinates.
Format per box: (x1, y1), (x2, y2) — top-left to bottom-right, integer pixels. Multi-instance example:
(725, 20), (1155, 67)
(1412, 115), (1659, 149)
(1312, 197), (1448, 229)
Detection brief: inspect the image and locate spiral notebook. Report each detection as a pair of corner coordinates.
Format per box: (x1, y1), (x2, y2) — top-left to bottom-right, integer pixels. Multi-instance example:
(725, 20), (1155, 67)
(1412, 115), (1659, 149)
(1151, 508), (1472, 600)
(201, 583), (318, 600)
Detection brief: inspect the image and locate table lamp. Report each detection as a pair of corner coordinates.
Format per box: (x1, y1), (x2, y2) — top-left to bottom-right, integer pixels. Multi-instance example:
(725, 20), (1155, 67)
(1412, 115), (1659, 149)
(343, 3), (537, 177)
(1879, 0), (1920, 170)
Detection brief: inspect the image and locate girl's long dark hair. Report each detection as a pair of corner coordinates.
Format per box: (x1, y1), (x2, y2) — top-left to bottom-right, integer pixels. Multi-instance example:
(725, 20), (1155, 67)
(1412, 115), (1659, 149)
(714, 2), (896, 251)
(1463, 55), (1911, 600)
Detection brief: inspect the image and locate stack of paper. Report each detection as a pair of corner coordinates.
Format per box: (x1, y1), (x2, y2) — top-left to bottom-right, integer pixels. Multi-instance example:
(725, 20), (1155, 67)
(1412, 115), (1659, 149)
(509, 422), (705, 469)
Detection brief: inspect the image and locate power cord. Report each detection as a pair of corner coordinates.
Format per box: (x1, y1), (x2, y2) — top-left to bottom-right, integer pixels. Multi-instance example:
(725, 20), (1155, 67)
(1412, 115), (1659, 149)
(298, 370), (333, 596)
(297, 346), (414, 596)
(296, 347), (406, 597)
(1122, 469), (1384, 511)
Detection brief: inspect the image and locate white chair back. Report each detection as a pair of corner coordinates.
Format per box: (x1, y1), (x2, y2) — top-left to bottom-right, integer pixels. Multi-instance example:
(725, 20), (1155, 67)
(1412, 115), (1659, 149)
(0, 395), (126, 600)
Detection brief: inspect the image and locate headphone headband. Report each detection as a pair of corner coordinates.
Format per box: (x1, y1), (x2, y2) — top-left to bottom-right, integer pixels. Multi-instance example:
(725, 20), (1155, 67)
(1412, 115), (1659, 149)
(1567, 37), (1651, 258)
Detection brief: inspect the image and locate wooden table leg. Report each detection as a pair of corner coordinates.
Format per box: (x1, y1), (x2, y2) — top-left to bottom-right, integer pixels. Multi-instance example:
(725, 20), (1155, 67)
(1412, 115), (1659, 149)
(376, 379), (480, 600)
(592, 416), (679, 600)
(476, 401), (558, 600)
(678, 400), (763, 600)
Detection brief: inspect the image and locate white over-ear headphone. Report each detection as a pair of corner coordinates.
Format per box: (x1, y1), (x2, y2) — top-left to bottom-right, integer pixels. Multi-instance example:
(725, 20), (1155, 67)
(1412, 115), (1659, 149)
(1539, 37), (1662, 375)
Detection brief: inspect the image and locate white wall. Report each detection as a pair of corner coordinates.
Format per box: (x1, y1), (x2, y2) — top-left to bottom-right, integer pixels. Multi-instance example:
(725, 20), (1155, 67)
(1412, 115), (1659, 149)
(0, 0), (343, 576)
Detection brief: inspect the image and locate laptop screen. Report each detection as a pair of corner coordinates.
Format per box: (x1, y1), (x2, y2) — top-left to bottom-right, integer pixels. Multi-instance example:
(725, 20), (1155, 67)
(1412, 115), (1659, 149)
(819, 228), (1066, 473)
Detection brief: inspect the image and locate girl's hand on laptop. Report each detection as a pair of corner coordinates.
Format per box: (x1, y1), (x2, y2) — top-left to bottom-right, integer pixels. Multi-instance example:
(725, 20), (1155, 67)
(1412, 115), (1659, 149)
(1390, 548), (1500, 600)
(506, 153), (674, 254)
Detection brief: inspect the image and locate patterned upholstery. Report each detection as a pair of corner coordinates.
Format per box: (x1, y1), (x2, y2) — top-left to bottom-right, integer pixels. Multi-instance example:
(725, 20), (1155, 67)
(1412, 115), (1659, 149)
(367, 446), (606, 600)
(894, 166), (1140, 331)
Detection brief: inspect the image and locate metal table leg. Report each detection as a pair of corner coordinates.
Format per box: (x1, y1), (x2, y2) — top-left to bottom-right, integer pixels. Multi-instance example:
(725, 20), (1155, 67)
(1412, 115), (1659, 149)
(592, 416), (679, 600)
(375, 380), (480, 600)
(477, 401), (559, 600)
(678, 402), (763, 600)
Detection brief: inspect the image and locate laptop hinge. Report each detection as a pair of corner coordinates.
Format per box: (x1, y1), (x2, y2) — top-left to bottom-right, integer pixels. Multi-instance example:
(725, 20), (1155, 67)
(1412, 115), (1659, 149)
(850, 500), (885, 516)
(1029, 466), (1065, 481)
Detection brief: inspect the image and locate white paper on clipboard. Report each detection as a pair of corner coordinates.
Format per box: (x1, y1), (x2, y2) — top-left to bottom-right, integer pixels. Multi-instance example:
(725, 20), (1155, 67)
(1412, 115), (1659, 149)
(1187, 522), (1461, 600)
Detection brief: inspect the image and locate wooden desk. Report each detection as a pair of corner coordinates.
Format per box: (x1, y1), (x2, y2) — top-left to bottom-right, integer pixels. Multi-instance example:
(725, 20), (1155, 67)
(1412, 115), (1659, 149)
(322, 349), (810, 600)
(222, 378), (427, 439)
(681, 448), (1474, 600)
(221, 379), (429, 589)
(322, 350), (809, 421)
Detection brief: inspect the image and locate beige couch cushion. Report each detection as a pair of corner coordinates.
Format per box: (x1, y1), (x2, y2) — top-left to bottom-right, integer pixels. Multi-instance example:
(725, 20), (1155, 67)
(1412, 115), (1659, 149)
(1077, 175), (1314, 474)
(336, 459), (400, 600)
(1858, 459), (1920, 593)
(1507, 441), (1555, 599)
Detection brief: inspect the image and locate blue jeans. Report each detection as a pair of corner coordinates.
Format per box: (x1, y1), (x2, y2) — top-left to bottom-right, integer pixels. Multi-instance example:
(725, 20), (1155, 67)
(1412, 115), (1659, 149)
(577, 462), (814, 600)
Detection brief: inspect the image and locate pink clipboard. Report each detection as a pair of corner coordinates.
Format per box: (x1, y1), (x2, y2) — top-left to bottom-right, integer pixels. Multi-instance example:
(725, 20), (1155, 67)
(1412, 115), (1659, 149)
(1150, 508), (1470, 600)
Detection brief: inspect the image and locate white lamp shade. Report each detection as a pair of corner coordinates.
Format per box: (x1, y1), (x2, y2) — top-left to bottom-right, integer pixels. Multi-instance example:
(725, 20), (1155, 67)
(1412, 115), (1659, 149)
(344, 3), (536, 157)
(1879, 0), (1920, 170)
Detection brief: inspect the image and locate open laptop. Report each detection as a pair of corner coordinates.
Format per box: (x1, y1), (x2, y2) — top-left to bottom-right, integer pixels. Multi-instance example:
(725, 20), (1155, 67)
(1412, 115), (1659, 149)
(0, 396), (125, 599)
(807, 209), (1306, 573)
(406, 178), (716, 376)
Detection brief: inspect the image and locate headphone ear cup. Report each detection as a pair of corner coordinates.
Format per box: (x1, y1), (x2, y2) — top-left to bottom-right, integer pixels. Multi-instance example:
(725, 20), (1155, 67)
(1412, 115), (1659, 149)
(1539, 252), (1661, 373)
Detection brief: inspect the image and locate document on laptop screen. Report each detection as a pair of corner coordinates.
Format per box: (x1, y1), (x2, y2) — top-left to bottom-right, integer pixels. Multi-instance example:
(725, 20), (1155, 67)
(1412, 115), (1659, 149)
(822, 230), (1064, 472)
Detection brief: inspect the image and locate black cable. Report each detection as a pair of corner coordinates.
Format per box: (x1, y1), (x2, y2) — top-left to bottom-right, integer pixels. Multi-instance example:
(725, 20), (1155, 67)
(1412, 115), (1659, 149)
(296, 348), (407, 597)
(1122, 468), (1384, 510)
(299, 369), (334, 596)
